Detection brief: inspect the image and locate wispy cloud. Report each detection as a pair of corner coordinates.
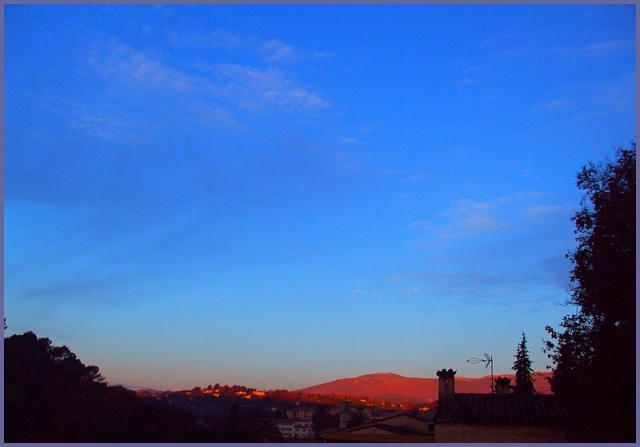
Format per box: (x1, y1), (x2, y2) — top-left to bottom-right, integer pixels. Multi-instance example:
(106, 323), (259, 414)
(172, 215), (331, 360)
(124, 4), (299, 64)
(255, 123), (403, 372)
(259, 39), (297, 62)
(169, 28), (332, 65)
(409, 220), (432, 230)
(549, 38), (635, 59)
(413, 192), (559, 239)
(583, 71), (636, 112)
(438, 199), (509, 238)
(339, 137), (359, 146)
(534, 70), (635, 121)
(93, 43), (203, 93)
(444, 61), (492, 87)
(418, 271), (501, 299)
(454, 78), (477, 86)
(184, 98), (245, 130)
(88, 41), (331, 131)
(211, 63), (331, 111)
(539, 256), (572, 290)
(478, 30), (536, 61)
(386, 275), (406, 283)
(169, 29), (247, 50)
(61, 99), (155, 140)
(415, 269), (551, 305)
(583, 38), (635, 57)
(352, 289), (380, 298)
(523, 204), (564, 219)
(401, 288), (420, 294)
(534, 98), (573, 112)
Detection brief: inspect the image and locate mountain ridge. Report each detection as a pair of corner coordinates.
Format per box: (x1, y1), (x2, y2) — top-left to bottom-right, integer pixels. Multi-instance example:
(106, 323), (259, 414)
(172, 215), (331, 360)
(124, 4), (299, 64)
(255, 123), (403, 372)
(296, 371), (553, 403)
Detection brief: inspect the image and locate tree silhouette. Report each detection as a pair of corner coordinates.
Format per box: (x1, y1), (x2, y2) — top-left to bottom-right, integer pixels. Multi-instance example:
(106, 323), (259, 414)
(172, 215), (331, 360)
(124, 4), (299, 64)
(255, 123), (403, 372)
(511, 332), (535, 394)
(544, 143), (636, 442)
(5, 331), (215, 442)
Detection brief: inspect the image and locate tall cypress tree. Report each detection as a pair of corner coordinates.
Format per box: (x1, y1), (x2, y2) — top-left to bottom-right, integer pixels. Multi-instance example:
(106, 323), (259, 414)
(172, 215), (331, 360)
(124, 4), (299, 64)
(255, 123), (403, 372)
(512, 332), (535, 394)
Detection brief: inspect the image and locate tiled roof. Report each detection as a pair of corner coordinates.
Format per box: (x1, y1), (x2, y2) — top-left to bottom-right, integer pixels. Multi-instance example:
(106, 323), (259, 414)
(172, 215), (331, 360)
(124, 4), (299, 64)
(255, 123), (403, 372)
(341, 413), (432, 436)
(368, 423), (429, 436)
(438, 393), (576, 426)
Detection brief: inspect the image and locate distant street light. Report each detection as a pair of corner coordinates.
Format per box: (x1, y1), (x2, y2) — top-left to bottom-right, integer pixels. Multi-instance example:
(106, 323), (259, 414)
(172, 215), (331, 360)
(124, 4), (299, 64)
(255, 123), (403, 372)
(467, 353), (494, 393)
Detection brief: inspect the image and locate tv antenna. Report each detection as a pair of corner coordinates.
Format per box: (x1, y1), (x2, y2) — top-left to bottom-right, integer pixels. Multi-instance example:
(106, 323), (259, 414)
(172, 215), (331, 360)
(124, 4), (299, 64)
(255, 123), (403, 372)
(467, 353), (494, 393)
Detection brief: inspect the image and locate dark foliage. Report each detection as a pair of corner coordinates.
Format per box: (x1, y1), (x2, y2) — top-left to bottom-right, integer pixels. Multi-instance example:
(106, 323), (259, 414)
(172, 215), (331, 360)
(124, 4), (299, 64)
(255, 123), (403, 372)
(4, 331), (216, 442)
(512, 332), (535, 394)
(544, 144), (636, 442)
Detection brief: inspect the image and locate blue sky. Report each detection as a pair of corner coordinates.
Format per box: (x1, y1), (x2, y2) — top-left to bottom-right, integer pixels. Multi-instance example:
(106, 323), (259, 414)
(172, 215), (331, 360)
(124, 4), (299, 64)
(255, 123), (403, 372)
(4, 4), (635, 391)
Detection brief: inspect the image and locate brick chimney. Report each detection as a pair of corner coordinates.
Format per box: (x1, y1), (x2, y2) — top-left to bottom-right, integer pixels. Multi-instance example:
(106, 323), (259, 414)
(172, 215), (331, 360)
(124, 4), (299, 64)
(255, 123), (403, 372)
(495, 377), (512, 394)
(436, 369), (456, 420)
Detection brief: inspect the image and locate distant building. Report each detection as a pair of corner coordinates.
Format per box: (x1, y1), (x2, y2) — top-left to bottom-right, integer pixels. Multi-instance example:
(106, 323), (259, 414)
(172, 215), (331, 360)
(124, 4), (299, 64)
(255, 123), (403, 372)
(338, 401), (352, 429)
(434, 369), (576, 442)
(286, 406), (316, 420)
(274, 419), (315, 439)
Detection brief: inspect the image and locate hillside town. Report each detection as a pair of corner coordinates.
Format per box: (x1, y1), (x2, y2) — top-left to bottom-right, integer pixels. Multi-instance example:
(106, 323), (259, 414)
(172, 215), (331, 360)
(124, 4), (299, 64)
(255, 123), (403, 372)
(137, 383), (435, 442)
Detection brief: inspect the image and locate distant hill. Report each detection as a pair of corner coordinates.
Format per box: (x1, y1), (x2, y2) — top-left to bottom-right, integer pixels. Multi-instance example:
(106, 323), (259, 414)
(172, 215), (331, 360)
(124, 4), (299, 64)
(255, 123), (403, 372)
(296, 371), (552, 403)
(117, 384), (163, 395)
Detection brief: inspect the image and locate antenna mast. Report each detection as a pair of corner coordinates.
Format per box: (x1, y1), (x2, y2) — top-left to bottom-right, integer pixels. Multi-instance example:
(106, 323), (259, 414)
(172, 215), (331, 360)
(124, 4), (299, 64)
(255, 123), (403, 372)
(467, 353), (495, 393)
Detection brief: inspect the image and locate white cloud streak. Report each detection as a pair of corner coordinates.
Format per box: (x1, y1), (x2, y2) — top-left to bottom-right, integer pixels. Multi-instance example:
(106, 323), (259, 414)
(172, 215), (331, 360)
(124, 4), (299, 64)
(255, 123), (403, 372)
(89, 39), (331, 130)
(413, 191), (562, 240)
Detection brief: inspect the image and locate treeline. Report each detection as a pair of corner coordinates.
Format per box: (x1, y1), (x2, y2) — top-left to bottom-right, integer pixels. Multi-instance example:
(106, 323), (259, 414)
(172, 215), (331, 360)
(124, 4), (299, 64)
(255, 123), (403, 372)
(4, 331), (276, 442)
(163, 384), (415, 410)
